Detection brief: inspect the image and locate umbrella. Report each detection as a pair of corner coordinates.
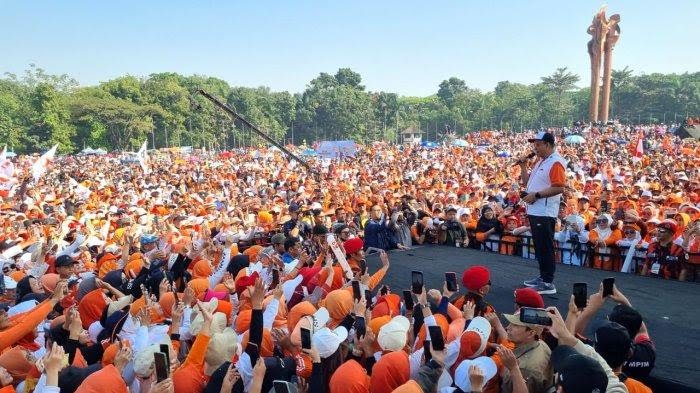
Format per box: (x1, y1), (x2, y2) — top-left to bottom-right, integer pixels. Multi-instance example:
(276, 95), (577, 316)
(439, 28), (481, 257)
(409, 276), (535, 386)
(301, 149), (317, 156)
(496, 151), (510, 157)
(420, 141), (438, 148)
(5, 152), (16, 158)
(452, 139), (468, 147)
(564, 135), (586, 144)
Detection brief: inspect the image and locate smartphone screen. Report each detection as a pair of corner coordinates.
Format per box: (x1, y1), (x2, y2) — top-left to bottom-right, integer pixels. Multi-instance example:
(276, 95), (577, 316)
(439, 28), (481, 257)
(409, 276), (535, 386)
(573, 283), (587, 309)
(428, 325), (445, 351)
(411, 270), (424, 295)
(422, 339), (432, 362)
(445, 272), (457, 292)
(352, 281), (362, 302)
(519, 307), (552, 326)
(154, 352), (169, 383)
(403, 290), (414, 311)
(300, 327), (312, 350)
(159, 344), (170, 368)
(355, 316), (367, 338)
(273, 381), (291, 393)
(359, 259), (367, 276)
(270, 269), (280, 290)
(365, 290), (373, 309)
(380, 285), (389, 296)
(602, 277), (615, 297)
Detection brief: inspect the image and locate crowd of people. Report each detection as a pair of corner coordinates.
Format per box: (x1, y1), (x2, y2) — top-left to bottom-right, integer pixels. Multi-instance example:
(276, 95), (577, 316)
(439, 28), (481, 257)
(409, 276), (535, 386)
(0, 123), (696, 392)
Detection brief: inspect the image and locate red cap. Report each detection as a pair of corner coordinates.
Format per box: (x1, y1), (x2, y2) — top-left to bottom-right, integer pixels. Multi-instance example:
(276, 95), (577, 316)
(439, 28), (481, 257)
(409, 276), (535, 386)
(657, 219), (678, 233)
(235, 271), (260, 295)
(514, 288), (544, 308)
(344, 238), (364, 255)
(462, 266), (490, 292)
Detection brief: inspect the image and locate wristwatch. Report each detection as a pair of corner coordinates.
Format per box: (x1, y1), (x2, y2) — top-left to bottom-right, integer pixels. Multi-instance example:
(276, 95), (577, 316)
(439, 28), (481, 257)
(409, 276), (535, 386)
(535, 192), (542, 199)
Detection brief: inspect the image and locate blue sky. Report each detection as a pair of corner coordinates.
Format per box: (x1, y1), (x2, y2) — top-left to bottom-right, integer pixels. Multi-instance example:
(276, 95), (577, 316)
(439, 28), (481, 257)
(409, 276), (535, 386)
(1, 1), (698, 96)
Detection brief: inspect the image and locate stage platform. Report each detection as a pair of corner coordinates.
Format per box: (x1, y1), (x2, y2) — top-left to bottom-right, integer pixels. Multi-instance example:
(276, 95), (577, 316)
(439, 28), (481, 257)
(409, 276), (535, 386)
(365, 245), (700, 391)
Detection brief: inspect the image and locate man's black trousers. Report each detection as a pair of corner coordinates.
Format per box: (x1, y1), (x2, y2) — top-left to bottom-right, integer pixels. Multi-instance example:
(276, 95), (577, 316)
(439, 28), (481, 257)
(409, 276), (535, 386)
(527, 215), (557, 283)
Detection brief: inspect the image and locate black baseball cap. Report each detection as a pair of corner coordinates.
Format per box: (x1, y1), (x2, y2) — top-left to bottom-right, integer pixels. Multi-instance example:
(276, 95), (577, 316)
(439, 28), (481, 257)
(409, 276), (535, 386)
(528, 131), (555, 144)
(55, 255), (78, 268)
(552, 346), (608, 393)
(595, 322), (632, 369)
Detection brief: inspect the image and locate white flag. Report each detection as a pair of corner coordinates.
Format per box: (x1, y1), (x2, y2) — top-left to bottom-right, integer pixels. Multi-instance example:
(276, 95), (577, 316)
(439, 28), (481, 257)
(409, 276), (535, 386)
(32, 144), (58, 182)
(137, 140), (150, 174)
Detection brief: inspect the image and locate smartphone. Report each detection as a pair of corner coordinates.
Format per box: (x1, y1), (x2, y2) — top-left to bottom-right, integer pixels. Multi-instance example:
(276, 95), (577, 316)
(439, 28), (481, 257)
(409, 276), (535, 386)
(351, 281), (362, 302)
(602, 277), (615, 297)
(359, 259), (367, 276)
(428, 325), (445, 351)
(519, 307), (552, 326)
(573, 283), (587, 309)
(422, 339), (432, 362)
(273, 381), (292, 393)
(365, 290), (373, 309)
(355, 316), (367, 338)
(600, 200), (609, 213)
(270, 269), (280, 290)
(300, 327), (312, 350)
(159, 344), (170, 368)
(154, 351), (169, 383)
(365, 247), (383, 255)
(445, 272), (457, 292)
(411, 270), (424, 295)
(403, 290), (414, 311)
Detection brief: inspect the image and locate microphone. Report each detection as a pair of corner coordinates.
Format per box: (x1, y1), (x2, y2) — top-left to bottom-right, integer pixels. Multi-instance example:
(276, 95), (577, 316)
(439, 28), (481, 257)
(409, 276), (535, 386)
(512, 152), (536, 167)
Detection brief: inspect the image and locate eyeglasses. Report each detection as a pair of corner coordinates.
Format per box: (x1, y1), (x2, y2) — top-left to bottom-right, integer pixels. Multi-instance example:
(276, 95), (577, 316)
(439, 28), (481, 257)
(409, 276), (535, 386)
(624, 230), (636, 234)
(596, 219), (608, 224)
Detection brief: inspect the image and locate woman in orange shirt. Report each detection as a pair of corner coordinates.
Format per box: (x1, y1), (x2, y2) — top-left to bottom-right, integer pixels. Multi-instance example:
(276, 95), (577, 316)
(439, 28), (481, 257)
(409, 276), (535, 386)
(588, 214), (623, 270)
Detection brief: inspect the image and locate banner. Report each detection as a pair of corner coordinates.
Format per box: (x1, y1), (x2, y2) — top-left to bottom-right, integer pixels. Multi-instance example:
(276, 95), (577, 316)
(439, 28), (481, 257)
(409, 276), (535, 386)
(326, 233), (354, 280)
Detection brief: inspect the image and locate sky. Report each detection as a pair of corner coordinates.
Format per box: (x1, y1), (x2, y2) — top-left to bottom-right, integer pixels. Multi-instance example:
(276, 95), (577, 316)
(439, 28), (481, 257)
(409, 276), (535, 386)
(1, 1), (698, 96)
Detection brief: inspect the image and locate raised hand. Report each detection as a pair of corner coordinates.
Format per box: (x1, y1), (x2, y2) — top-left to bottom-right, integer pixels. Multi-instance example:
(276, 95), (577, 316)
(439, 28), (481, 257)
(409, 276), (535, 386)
(462, 301), (476, 320)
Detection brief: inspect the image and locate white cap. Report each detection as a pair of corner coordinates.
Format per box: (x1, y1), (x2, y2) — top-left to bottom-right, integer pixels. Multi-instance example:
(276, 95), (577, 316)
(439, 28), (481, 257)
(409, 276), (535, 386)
(377, 315), (410, 351)
(464, 317), (492, 357)
(312, 326), (348, 358)
(454, 356), (497, 392)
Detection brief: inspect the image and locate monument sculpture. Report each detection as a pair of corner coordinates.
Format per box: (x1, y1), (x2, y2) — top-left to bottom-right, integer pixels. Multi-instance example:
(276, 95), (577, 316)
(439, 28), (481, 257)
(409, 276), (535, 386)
(587, 6), (620, 123)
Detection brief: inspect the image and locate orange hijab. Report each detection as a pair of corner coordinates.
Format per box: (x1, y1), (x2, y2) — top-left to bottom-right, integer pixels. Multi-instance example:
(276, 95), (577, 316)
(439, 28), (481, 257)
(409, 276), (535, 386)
(0, 347), (34, 385)
(74, 364), (128, 393)
(78, 289), (108, 329)
(329, 359), (370, 393)
(370, 351), (410, 393)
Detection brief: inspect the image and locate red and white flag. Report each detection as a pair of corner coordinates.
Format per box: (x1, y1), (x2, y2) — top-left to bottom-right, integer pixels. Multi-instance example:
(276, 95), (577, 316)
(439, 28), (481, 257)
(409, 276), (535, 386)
(32, 144), (58, 182)
(631, 131), (644, 163)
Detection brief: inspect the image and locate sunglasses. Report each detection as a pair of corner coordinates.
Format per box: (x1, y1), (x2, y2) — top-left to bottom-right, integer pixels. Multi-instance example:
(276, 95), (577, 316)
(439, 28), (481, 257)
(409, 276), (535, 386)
(624, 230), (636, 234)
(596, 219), (608, 224)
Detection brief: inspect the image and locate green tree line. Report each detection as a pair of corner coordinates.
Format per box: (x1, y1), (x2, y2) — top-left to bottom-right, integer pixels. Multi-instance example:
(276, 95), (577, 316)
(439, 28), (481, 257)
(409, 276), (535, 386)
(0, 64), (698, 154)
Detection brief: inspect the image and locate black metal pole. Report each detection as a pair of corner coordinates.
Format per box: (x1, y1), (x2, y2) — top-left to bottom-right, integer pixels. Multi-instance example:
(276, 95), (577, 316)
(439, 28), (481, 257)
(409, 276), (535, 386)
(196, 89), (317, 177)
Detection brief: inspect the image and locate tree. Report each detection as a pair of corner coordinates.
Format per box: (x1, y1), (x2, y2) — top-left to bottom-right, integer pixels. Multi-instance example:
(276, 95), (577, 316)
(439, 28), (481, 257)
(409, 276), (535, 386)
(540, 67), (581, 126)
(28, 83), (77, 153)
(437, 77), (468, 108)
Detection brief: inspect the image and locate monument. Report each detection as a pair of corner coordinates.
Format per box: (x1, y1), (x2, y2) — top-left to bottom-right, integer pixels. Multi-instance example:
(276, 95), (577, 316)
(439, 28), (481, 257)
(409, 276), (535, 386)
(587, 6), (620, 123)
